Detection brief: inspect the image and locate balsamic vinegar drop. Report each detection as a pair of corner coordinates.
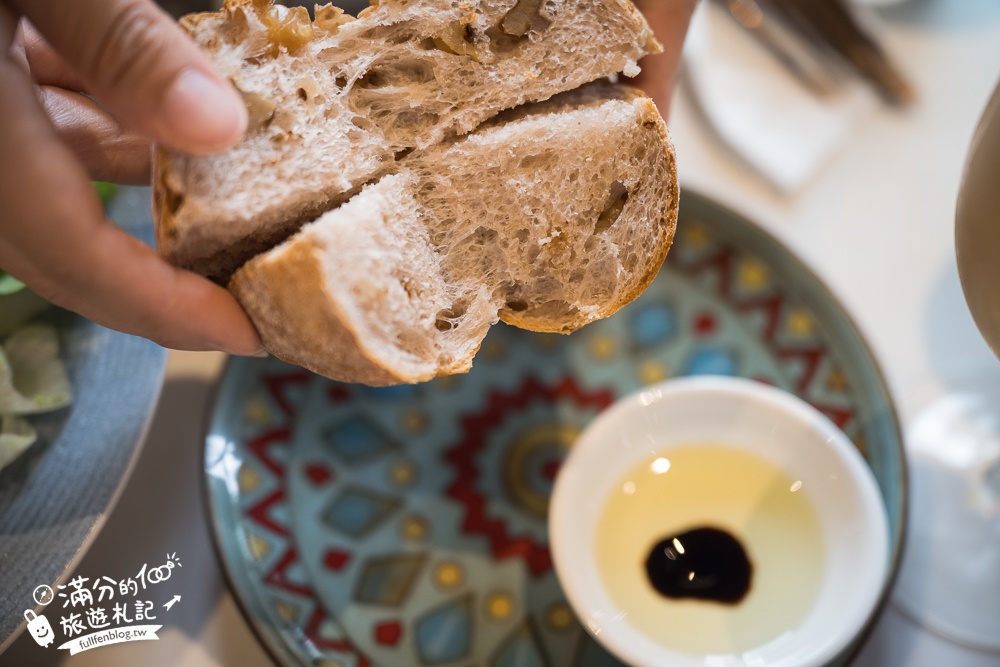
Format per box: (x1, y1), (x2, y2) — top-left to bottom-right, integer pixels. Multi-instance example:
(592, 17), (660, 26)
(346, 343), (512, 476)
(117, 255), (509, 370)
(645, 526), (752, 604)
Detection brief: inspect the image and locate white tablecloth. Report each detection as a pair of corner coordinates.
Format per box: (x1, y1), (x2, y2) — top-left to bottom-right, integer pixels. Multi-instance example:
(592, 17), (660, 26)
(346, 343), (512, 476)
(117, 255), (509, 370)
(5, 1), (1000, 665)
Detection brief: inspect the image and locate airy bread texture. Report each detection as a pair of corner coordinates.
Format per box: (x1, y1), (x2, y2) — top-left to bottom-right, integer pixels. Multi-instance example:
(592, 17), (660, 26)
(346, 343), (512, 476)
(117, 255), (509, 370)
(229, 83), (677, 385)
(154, 0), (661, 282)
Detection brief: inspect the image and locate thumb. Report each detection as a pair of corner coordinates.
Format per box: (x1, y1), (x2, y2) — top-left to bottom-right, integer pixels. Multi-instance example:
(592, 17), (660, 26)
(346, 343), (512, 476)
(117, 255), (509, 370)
(12, 0), (248, 154)
(632, 0), (697, 117)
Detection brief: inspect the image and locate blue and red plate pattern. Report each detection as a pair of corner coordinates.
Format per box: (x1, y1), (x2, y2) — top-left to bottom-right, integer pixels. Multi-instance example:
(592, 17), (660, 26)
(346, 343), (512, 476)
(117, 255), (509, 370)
(204, 192), (905, 667)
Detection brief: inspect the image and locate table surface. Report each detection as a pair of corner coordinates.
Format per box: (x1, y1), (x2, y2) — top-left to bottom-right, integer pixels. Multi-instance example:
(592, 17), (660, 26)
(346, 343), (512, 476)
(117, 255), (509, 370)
(5, 1), (1000, 665)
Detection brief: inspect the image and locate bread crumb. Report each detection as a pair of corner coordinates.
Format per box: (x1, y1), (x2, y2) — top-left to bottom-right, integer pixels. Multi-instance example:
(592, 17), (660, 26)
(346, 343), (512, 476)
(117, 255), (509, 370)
(538, 229), (562, 246)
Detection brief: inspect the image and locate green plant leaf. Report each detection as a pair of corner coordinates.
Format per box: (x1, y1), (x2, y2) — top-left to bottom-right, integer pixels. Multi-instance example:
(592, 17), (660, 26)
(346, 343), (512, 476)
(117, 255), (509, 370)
(0, 272), (25, 296)
(93, 181), (118, 205)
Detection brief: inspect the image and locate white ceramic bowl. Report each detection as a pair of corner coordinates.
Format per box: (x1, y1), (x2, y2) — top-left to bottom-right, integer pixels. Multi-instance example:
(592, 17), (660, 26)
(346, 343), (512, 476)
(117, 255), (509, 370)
(549, 375), (889, 667)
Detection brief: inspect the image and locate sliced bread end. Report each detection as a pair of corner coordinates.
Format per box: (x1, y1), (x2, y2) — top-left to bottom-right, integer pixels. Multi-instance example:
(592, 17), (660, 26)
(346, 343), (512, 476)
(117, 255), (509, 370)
(230, 174), (500, 385)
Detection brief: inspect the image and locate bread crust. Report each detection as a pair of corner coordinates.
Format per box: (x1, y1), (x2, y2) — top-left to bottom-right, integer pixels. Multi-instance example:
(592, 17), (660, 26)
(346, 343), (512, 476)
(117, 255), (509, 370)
(230, 239), (428, 386)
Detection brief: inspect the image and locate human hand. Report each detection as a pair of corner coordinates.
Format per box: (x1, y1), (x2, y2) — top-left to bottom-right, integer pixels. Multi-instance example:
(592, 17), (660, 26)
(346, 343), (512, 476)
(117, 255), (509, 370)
(0, 0), (263, 356)
(633, 0), (698, 117)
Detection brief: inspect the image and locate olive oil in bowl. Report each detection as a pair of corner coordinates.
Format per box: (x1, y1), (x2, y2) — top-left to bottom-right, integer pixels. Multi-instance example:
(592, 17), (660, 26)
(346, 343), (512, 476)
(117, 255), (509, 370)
(595, 444), (825, 656)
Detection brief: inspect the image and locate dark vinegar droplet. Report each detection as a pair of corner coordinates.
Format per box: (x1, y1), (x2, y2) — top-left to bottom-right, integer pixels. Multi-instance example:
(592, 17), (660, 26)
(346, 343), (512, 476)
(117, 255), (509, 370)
(645, 527), (752, 604)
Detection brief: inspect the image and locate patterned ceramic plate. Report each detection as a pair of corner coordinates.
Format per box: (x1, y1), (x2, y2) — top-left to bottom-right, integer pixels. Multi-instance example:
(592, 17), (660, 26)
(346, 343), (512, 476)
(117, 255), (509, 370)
(0, 187), (168, 651)
(204, 192), (905, 667)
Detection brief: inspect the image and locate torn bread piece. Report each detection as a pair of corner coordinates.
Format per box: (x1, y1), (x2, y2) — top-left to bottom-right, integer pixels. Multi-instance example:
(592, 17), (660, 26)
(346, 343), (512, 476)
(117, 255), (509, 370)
(153, 0), (660, 282)
(229, 83), (677, 385)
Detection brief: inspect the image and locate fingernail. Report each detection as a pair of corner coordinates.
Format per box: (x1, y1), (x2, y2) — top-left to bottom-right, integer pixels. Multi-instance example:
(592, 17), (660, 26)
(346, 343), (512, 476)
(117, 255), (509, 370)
(163, 68), (248, 153)
(223, 344), (268, 358)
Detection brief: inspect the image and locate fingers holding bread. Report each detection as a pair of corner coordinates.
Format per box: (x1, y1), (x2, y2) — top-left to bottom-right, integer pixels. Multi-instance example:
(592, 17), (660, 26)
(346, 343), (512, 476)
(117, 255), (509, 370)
(0, 11), (262, 357)
(11, 0), (249, 154)
(153, 0), (680, 385)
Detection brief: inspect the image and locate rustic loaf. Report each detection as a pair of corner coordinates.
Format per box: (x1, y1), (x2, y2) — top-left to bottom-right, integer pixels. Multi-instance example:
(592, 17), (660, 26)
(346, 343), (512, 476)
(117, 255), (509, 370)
(154, 0), (661, 282)
(228, 82), (677, 385)
(152, 0), (679, 385)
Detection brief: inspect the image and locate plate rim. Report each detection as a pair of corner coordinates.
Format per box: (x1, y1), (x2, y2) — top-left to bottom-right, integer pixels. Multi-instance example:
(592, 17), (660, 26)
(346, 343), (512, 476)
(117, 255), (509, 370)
(0, 321), (168, 652)
(0, 187), (169, 653)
